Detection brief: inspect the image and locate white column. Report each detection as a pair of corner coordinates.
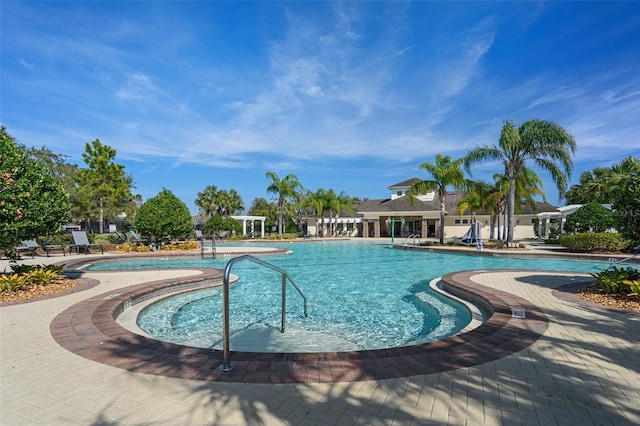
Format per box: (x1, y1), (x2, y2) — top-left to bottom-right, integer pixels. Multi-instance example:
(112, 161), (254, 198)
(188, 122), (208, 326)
(242, 219), (247, 236)
(261, 219), (265, 238)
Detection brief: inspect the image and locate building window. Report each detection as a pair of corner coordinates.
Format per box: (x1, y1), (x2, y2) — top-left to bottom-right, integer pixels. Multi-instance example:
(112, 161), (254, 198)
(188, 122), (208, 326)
(454, 219), (461, 224)
(397, 190), (403, 196)
(462, 219), (469, 224)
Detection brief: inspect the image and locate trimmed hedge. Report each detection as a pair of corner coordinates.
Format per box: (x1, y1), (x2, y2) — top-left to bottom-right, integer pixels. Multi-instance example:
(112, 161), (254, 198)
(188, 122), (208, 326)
(558, 232), (626, 252)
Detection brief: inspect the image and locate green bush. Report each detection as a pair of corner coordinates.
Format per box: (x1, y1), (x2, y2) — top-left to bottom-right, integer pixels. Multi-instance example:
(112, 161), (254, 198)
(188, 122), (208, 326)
(135, 189), (193, 243)
(558, 232), (625, 252)
(563, 202), (615, 234)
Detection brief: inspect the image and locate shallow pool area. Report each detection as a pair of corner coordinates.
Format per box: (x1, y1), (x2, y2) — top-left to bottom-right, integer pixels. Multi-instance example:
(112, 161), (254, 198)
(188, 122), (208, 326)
(87, 241), (615, 353)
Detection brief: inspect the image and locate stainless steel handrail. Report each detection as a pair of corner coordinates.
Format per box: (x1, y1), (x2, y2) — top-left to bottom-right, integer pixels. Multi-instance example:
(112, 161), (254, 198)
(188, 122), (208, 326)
(218, 254), (308, 372)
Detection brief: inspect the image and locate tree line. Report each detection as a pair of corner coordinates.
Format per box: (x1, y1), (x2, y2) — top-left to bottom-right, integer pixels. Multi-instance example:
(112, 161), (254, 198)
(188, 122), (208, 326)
(2, 118), (638, 257)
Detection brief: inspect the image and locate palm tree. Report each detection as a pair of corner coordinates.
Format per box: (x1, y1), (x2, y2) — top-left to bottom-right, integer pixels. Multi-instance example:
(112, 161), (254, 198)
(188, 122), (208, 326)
(303, 188), (328, 237)
(407, 154), (467, 244)
(266, 172), (302, 235)
(327, 190), (355, 236)
(457, 181), (492, 237)
(195, 185), (219, 218)
(465, 119), (576, 243)
(218, 189), (244, 216)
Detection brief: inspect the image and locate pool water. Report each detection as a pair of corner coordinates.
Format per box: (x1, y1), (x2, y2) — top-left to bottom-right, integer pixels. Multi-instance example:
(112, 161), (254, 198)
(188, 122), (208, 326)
(90, 242), (614, 352)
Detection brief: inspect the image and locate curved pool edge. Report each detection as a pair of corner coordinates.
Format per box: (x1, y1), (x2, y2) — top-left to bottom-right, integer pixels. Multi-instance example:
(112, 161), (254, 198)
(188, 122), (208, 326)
(50, 268), (549, 384)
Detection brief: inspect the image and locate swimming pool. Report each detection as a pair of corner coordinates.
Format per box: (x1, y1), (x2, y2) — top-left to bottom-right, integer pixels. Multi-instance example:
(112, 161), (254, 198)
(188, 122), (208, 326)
(88, 241), (613, 352)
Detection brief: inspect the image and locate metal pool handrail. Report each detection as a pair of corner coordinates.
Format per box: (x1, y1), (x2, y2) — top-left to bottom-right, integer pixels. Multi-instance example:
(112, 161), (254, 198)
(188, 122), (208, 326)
(219, 254), (308, 372)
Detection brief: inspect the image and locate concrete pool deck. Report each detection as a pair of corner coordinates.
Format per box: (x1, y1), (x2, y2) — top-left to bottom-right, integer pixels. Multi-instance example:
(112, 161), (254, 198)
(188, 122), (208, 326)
(1, 242), (639, 424)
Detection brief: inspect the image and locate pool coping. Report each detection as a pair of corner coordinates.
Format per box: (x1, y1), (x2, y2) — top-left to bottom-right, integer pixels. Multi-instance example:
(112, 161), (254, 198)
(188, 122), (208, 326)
(50, 267), (549, 384)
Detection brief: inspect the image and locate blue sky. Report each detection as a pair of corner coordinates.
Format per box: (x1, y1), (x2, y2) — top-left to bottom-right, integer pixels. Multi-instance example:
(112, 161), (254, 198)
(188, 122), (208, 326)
(2, 1), (639, 214)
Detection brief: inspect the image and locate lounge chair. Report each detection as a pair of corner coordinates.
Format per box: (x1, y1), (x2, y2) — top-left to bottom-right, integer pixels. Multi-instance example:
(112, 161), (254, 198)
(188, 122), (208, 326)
(218, 230), (228, 240)
(69, 231), (103, 254)
(14, 240), (38, 258)
(128, 230), (147, 244)
(114, 230), (128, 243)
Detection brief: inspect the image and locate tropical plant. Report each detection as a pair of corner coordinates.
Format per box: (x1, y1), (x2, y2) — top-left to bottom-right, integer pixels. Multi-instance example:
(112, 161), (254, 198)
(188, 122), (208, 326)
(610, 157), (640, 246)
(195, 185), (219, 217)
(135, 188), (193, 244)
(0, 274), (28, 292)
(75, 139), (134, 233)
(0, 127), (71, 258)
(265, 172), (302, 235)
(624, 279), (640, 298)
(407, 154), (467, 244)
(465, 119), (576, 243)
(591, 266), (640, 295)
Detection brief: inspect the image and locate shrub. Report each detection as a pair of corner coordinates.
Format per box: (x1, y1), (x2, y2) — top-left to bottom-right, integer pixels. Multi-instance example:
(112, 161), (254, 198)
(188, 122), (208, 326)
(135, 189), (193, 243)
(0, 274), (28, 292)
(558, 233), (625, 252)
(0, 264), (65, 292)
(203, 215), (242, 237)
(563, 202), (615, 234)
(117, 242), (151, 253)
(624, 279), (640, 298)
(591, 266), (640, 295)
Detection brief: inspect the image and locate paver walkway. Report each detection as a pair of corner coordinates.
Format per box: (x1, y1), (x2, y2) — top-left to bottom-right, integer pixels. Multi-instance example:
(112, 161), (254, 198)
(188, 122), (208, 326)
(1, 247), (639, 425)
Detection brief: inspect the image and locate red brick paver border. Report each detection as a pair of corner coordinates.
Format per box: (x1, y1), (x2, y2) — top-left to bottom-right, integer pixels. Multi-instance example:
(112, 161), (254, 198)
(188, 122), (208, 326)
(50, 268), (549, 383)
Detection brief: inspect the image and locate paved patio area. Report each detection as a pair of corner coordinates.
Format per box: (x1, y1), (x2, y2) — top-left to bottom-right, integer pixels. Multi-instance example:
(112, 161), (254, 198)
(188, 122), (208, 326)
(1, 244), (639, 425)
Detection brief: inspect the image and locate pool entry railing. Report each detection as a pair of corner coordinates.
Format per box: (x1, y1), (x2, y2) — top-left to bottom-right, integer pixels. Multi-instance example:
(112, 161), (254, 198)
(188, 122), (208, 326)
(219, 254), (308, 372)
(195, 230), (216, 260)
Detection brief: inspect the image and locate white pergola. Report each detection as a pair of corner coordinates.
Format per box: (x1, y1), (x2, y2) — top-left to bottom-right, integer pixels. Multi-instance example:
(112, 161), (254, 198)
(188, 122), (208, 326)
(536, 204), (583, 239)
(231, 215), (267, 238)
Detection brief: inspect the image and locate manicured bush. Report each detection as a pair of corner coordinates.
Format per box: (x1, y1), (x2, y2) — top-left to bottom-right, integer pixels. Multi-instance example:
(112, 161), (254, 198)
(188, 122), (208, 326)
(558, 232), (625, 252)
(135, 189), (193, 243)
(563, 202), (615, 234)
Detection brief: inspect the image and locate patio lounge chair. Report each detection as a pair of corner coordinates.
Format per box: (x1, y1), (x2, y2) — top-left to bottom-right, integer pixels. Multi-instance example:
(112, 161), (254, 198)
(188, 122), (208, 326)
(14, 240), (38, 258)
(128, 230), (147, 244)
(114, 230), (128, 243)
(69, 231), (104, 254)
(26, 239), (65, 257)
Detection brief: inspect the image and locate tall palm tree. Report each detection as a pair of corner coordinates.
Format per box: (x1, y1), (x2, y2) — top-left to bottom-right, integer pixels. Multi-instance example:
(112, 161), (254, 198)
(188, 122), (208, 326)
(327, 190), (355, 236)
(266, 172), (302, 235)
(407, 154), (467, 244)
(218, 189), (244, 216)
(303, 188), (328, 237)
(195, 185), (219, 218)
(465, 119), (575, 243)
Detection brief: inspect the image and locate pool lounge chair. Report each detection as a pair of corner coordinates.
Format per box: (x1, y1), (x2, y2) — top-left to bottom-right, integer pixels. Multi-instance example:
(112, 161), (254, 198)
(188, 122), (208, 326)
(69, 231), (104, 254)
(128, 230), (147, 244)
(22, 240), (67, 257)
(114, 230), (128, 243)
(14, 240), (38, 258)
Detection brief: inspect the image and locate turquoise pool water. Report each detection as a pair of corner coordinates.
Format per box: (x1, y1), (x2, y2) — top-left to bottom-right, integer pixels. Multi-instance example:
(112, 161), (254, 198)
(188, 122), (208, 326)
(91, 242), (614, 352)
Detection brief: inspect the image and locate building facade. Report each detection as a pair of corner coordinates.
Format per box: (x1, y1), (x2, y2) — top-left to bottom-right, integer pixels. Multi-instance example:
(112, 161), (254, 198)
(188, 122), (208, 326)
(306, 178), (558, 241)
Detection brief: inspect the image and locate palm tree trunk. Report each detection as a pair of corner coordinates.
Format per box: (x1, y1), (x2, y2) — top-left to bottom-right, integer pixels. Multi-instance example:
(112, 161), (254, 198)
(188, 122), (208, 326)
(507, 179), (516, 242)
(99, 196), (104, 234)
(439, 201), (445, 244)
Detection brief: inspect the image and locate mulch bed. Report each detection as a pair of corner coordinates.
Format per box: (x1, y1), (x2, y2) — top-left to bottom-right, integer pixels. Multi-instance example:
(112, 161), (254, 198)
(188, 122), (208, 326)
(578, 285), (640, 312)
(0, 279), (78, 304)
